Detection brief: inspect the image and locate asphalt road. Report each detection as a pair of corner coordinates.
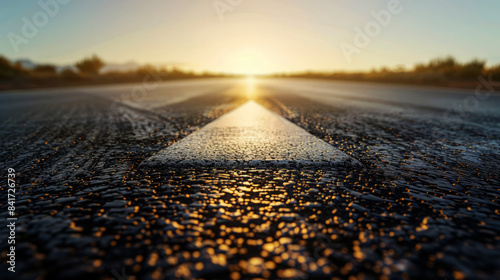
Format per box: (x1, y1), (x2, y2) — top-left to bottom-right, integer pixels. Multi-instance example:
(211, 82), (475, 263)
(0, 78), (499, 280)
(2, 77), (499, 120)
(260, 78), (500, 114)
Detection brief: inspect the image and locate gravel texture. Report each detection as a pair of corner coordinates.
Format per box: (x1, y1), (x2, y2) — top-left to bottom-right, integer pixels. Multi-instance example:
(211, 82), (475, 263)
(0, 81), (499, 280)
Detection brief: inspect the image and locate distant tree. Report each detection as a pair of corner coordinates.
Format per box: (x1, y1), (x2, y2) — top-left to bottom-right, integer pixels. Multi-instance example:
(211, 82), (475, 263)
(0, 56), (25, 79)
(428, 56), (457, 71)
(456, 59), (485, 80)
(33, 64), (57, 74)
(394, 65), (406, 73)
(0, 56), (15, 78)
(75, 55), (104, 74)
(61, 68), (80, 81)
(485, 64), (500, 81)
(136, 64), (157, 77)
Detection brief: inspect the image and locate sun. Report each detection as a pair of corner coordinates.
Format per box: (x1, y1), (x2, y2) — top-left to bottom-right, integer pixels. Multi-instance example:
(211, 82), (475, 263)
(224, 48), (273, 75)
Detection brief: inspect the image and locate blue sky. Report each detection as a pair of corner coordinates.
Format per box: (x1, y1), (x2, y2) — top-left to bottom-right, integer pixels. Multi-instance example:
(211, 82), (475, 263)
(1, 0), (499, 74)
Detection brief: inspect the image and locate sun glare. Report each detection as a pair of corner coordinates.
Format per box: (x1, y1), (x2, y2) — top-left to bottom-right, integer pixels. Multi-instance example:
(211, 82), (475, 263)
(223, 48), (274, 75)
(245, 76), (256, 99)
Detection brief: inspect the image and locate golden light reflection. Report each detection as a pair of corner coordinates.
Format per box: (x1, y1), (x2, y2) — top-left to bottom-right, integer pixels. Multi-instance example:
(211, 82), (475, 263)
(245, 76), (256, 99)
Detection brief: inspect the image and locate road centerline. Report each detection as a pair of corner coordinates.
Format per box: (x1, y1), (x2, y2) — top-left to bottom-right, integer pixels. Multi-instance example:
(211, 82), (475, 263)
(141, 100), (361, 168)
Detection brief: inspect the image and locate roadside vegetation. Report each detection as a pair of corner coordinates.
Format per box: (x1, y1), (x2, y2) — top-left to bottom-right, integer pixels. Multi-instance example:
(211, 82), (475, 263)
(0, 54), (232, 90)
(273, 56), (500, 89)
(1, 55), (499, 90)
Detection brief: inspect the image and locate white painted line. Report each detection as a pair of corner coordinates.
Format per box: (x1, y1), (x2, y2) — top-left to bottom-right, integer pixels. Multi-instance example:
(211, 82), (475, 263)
(142, 101), (361, 168)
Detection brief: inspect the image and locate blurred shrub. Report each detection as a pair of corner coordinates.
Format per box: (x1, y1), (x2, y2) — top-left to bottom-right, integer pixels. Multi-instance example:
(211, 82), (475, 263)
(0, 56), (25, 79)
(457, 59), (485, 80)
(61, 68), (81, 82)
(33, 64), (57, 74)
(485, 64), (500, 81)
(288, 56), (493, 86)
(75, 55), (104, 74)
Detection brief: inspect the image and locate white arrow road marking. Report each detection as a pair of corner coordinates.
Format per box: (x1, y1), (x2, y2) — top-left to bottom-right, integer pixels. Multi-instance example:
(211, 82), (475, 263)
(141, 101), (361, 168)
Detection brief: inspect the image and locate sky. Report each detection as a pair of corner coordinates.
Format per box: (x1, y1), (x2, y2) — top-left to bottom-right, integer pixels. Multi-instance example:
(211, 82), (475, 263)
(0, 0), (499, 74)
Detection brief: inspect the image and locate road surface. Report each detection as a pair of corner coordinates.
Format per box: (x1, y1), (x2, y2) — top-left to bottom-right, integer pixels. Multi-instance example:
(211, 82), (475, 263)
(0, 78), (499, 280)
